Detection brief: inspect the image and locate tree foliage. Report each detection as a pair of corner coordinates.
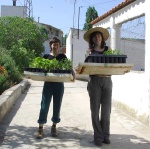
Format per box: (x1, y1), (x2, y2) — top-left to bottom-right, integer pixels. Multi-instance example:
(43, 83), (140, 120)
(62, 34), (67, 45)
(0, 16), (48, 56)
(0, 16), (48, 72)
(83, 6), (98, 31)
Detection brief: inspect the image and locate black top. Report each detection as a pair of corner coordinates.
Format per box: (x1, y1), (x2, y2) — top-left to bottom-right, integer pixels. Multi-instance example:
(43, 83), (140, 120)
(91, 46), (108, 55)
(43, 53), (67, 61)
(85, 46), (108, 62)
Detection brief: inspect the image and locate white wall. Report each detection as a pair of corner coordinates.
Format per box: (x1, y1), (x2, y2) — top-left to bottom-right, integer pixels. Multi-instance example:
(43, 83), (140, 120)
(1, 6), (26, 18)
(112, 71), (149, 125)
(66, 29), (72, 60)
(43, 40), (50, 54)
(93, 0), (145, 28)
(72, 29), (88, 66)
(66, 28), (88, 66)
(120, 39), (145, 71)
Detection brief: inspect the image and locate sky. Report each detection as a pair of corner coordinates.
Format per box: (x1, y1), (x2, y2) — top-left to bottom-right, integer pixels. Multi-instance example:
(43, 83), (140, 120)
(0, 0), (124, 35)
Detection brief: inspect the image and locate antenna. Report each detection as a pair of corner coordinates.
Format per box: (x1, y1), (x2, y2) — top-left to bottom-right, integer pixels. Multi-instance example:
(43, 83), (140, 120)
(24, 0), (33, 18)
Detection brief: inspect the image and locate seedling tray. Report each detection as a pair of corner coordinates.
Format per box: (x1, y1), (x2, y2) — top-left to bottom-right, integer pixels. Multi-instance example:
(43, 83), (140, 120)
(85, 55), (127, 63)
(24, 71), (73, 82)
(76, 63), (133, 75)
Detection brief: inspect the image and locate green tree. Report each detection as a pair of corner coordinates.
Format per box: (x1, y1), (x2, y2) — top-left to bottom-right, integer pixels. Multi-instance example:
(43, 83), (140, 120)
(62, 34), (67, 45)
(0, 16), (48, 72)
(0, 16), (48, 56)
(10, 39), (35, 72)
(83, 6), (98, 31)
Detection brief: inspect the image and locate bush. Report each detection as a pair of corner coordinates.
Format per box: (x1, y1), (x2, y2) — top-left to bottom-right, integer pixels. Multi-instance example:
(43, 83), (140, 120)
(10, 39), (36, 72)
(0, 66), (10, 94)
(0, 47), (22, 94)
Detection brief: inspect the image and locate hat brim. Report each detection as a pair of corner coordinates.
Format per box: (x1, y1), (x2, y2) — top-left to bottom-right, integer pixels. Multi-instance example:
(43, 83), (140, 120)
(83, 27), (109, 42)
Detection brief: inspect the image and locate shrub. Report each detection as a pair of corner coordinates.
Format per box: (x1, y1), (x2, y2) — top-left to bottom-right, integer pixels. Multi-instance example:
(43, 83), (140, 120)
(10, 39), (36, 72)
(0, 47), (22, 94)
(0, 66), (10, 94)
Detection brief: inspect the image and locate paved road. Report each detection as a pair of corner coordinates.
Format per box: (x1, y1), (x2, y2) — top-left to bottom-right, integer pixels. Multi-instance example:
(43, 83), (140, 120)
(0, 79), (150, 149)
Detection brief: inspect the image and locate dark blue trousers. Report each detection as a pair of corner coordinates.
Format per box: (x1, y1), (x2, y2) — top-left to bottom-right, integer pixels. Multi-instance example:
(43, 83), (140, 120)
(38, 82), (64, 124)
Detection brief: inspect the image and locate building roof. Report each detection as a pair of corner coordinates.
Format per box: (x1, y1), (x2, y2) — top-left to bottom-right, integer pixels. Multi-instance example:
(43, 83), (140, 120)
(91, 0), (136, 25)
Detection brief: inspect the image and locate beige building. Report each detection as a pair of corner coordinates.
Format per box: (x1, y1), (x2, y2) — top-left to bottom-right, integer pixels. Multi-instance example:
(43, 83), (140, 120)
(37, 22), (63, 54)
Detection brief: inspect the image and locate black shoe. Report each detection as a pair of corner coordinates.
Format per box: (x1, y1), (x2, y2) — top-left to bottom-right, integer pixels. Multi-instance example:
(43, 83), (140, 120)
(94, 140), (102, 147)
(103, 138), (111, 144)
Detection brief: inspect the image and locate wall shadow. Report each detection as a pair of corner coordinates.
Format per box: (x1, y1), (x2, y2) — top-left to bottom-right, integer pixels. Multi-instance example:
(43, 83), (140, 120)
(0, 84), (31, 144)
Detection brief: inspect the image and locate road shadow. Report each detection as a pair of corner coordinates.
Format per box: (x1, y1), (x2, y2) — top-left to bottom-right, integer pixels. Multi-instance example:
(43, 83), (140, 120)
(0, 124), (150, 149)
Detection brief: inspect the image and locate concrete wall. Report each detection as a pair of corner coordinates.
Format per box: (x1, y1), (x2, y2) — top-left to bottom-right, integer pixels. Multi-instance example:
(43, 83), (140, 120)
(0, 79), (29, 122)
(72, 29), (88, 66)
(93, 0), (145, 28)
(43, 40), (50, 54)
(66, 29), (72, 60)
(120, 39), (145, 71)
(1, 6), (26, 18)
(112, 71), (149, 125)
(66, 28), (88, 66)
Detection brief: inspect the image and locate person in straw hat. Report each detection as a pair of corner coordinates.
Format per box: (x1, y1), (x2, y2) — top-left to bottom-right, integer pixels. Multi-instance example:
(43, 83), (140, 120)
(84, 27), (112, 147)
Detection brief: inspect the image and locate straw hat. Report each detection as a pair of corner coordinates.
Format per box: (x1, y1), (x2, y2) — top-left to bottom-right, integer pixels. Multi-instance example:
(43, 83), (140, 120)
(83, 27), (109, 42)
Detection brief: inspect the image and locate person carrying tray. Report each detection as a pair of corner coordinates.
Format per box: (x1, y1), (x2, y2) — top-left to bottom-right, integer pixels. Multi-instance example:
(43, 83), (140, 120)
(83, 27), (112, 147)
(36, 37), (75, 139)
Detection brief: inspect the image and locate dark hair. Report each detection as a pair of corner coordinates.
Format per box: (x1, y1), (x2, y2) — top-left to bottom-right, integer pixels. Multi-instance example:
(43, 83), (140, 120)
(49, 37), (61, 50)
(89, 31), (106, 51)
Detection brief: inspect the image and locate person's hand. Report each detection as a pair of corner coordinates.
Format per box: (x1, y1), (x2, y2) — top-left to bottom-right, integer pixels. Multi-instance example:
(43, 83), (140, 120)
(74, 66), (80, 74)
(71, 69), (76, 82)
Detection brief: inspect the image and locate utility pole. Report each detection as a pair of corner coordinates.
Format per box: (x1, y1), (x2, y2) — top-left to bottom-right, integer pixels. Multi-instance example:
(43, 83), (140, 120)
(24, 0), (33, 18)
(78, 6), (82, 39)
(72, 0), (77, 63)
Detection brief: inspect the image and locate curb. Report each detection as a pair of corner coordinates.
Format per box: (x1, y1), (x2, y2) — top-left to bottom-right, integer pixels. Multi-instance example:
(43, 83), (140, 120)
(0, 79), (29, 122)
